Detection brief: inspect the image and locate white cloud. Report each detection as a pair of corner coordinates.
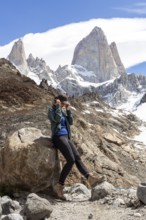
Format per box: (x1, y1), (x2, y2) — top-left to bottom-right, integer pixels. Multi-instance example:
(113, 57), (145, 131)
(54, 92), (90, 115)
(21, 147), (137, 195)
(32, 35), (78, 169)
(114, 2), (146, 14)
(1, 18), (146, 70)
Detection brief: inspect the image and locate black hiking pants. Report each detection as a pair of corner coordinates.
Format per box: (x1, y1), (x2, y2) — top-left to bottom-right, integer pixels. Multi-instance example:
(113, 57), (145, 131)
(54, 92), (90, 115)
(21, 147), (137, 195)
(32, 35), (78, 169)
(53, 135), (89, 185)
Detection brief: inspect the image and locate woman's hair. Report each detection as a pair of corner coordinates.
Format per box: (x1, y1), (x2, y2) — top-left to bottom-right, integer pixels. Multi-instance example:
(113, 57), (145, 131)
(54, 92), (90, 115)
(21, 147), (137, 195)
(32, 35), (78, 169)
(55, 94), (70, 105)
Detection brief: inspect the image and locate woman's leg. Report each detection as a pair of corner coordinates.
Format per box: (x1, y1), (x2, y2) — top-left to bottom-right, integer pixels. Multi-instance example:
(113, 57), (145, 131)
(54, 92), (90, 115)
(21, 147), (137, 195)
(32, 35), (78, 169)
(53, 135), (75, 185)
(68, 139), (89, 178)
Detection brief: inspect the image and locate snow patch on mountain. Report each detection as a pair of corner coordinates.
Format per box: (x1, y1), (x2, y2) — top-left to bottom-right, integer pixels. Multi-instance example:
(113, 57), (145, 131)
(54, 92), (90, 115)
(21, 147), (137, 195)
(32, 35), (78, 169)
(134, 125), (146, 147)
(117, 92), (145, 112)
(133, 103), (146, 122)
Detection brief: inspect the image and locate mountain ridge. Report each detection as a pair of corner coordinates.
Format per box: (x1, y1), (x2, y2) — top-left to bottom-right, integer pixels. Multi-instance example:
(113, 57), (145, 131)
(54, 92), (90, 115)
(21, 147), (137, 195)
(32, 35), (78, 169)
(1, 18), (146, 72)
(2, 26), (146, 120)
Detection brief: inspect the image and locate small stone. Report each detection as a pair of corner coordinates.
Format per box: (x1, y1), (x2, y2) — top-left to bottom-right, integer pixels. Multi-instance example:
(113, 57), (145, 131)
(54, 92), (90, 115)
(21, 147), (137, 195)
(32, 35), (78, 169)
(134, 213), (141, 217)
(113, 198), (125, 207)
(128, 212), (134, 216)
(88, 213), (93, 219)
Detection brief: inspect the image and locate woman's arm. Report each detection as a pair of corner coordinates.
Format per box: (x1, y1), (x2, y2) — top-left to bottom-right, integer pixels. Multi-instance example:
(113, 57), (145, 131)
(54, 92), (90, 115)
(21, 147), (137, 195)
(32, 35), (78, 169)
(48, 104), (62, 123)
(66, 109), (73, 125)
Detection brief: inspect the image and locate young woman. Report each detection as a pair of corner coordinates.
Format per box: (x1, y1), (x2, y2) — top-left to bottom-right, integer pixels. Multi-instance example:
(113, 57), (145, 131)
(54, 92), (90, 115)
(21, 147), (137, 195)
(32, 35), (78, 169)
(48, 94), (105, 200)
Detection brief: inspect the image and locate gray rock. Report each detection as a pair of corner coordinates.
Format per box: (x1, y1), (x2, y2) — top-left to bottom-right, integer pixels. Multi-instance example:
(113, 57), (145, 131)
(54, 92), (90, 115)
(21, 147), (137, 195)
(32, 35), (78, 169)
(113, 198), (125, 207)
(134, 213), (141, 217)
(91, 181), (115, 201)
(7, 39), (29, 76)
(0, 127), (60, 192)
(23, 193), (53, 220)
(1, 196), (11, 204)
(0, 203), (2, 219)
(72, 26), (119, 82)
(137, 182), (146, 204)
(1, 196), (21, 215)
(1, 213), (23, 220)
(110, 42), (126, 76)
(69, 183), (91, 197)
(88, 213), (93, 219)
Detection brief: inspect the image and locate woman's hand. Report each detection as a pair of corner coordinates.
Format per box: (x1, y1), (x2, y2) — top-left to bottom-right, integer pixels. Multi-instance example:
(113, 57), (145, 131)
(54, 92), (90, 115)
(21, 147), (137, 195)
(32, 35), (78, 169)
(66, 104), (70, 110)
(55, 99), (61, 106)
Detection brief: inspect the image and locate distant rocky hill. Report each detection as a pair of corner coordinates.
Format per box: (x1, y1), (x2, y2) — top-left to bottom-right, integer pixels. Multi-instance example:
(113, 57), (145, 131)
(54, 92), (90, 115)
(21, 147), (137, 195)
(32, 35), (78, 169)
(96, 73), (146, 107)
(0, 58), (58, 109)
(0, 58), (146, 191)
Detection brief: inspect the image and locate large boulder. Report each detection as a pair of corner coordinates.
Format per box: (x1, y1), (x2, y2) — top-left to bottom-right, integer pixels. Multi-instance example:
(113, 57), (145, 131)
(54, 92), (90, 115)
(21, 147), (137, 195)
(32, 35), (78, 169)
(0, 127), (60, 192)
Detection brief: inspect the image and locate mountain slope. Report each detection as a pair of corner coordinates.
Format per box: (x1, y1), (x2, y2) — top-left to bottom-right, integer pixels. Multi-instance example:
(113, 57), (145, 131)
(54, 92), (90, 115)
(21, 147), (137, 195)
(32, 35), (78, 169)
(0, 58), (57, 109)
(1, 58), (146, 188)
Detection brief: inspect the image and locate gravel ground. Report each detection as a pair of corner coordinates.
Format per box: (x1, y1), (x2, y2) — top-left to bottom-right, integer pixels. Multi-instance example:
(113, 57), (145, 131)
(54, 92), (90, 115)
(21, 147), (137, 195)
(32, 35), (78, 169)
(49, 200), (146, 220)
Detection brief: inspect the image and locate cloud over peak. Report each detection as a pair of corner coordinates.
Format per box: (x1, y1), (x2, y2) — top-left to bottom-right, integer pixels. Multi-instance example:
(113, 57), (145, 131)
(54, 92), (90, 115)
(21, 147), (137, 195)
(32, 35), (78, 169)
(1, 18), (146, 70)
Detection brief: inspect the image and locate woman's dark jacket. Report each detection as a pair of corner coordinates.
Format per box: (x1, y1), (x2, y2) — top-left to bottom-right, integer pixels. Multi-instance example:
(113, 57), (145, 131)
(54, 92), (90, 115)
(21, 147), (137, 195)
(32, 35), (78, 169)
(48, 104), (73, 139)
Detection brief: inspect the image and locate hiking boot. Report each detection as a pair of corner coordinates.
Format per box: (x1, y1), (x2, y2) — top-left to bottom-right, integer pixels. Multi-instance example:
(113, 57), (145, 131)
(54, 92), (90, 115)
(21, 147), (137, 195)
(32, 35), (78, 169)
(88, 173), (106, 188)
(53, 183), (66, 200)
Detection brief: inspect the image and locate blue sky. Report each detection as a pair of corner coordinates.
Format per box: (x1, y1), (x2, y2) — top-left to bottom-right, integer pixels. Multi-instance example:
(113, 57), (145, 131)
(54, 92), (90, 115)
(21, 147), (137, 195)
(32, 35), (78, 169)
(1, 0), (146, 45)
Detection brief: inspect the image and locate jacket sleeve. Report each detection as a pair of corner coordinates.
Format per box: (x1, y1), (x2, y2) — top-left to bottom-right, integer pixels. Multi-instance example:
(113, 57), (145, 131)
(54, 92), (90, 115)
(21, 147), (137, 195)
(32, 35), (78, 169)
(48, 105), (62, 123)
(66, 109), (73, 125)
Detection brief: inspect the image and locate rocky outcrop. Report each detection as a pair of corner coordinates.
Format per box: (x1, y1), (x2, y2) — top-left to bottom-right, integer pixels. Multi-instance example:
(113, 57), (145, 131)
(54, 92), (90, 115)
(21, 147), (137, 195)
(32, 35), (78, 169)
(96, 74), (146, 107)
(55, 65), (96, 96)
(27, 54), (56, 82)
(55, 65), (97, 83)
(110, 42), (126, 76)
(72, 27), (119, 82)
(0, 128), (60, 192)
(7, 39), (29, 75)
